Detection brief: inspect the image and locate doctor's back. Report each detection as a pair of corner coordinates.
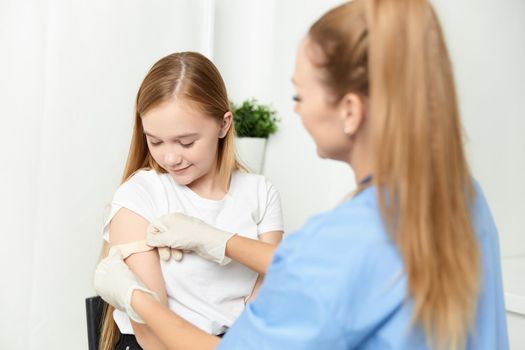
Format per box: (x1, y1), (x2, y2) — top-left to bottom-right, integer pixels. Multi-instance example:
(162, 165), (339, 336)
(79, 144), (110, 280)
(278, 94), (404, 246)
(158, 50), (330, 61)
(220, 182), (508, 349)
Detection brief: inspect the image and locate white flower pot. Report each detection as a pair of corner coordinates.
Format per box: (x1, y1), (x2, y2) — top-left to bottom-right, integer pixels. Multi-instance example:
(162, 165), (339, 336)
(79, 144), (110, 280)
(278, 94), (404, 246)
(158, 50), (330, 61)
(235, 137), (267, 174)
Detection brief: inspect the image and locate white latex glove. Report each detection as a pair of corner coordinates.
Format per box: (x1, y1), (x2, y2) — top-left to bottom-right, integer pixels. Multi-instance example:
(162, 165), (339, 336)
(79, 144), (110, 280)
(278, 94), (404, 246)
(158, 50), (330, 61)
(94, 247), (159, 323)
(157, 246), (184, 262)
(146, 213), (236, 266)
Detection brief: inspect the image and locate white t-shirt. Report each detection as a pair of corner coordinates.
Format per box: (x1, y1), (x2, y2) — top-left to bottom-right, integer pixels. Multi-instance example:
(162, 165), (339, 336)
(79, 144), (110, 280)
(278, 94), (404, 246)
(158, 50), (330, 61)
(102, 169), (283, 335)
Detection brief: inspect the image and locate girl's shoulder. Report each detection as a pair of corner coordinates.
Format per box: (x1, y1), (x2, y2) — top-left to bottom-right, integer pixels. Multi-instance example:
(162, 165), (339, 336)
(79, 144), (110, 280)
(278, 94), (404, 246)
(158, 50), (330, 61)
(115, 168), (166, 201)
(226, 172), (283, 232)
(229, 171), (275, 196)
(231, 170), (264, 182)
(104, 169), (167, 241)
(121, 168), (167, 187)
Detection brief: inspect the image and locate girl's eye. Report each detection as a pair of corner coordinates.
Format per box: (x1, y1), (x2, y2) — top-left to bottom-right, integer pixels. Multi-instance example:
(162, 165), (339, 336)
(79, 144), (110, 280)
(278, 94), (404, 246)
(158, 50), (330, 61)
(292, 95), (302, 102)
(149, 140), (162, 146)
(181, 142), (195, 149)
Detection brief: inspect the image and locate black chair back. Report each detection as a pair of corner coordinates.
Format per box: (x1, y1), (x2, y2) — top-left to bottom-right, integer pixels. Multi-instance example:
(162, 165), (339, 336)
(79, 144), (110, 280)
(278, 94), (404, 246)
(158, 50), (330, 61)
(85, 296), (105, 350)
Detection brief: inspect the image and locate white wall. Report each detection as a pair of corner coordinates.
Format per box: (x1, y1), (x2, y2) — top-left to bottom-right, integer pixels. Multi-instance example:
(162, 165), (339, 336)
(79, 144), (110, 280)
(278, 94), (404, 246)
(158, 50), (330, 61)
(432, 0), (525, 259)
(0, 0), (213, 348)
(214, 0), (352, 233)
(0, 2), (49, 348)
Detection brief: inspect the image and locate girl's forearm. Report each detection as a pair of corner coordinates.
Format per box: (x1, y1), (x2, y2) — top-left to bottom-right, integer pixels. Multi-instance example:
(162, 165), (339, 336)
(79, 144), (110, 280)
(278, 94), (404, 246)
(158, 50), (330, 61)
(131, 290), (220, 350)
(225, 235), (277, 274)
(132, 322), (169, 350)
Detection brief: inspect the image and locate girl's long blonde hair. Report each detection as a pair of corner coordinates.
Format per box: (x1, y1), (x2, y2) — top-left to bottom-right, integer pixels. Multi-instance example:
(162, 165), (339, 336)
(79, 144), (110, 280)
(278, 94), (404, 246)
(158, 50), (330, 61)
(309, 1), (479, 348)
(99, 52), (245, 349)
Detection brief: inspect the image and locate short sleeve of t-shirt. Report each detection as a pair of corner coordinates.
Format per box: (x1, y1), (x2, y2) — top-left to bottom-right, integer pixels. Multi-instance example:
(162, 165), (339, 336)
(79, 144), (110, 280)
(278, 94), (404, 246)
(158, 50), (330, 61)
(256, 179), (284, 235)
(102, 171), (160, 242)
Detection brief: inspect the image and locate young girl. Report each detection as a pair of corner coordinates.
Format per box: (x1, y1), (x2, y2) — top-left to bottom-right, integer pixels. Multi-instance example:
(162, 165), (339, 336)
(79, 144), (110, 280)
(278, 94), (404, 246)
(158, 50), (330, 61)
(99, 52), (284, 350)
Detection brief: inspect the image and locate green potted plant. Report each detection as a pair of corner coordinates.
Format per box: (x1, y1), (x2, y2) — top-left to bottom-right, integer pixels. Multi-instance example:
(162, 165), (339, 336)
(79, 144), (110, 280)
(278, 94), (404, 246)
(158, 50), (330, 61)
(231, 98), (280, 173)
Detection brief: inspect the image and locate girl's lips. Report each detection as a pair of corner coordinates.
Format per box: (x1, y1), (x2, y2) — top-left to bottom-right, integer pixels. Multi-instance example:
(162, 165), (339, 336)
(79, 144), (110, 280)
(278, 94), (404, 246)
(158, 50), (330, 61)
(170, 165), (191, 173)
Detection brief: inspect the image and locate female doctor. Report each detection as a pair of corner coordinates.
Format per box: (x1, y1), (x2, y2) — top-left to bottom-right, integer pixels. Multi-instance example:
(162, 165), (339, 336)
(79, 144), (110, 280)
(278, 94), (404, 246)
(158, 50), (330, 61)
(94, 0), (509, 349)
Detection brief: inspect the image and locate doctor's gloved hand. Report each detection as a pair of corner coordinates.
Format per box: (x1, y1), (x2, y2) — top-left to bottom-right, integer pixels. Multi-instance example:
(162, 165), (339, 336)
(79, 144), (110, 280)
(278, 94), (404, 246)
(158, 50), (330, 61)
(146, 213), (236, 266)
(94, 248), (159, 324)
(156, 246), (184, 262)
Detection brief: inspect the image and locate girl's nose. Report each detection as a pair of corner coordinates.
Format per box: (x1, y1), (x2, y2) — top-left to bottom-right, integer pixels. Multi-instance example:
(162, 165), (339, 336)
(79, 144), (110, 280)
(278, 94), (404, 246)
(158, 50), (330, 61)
(164, 152), (182, 167)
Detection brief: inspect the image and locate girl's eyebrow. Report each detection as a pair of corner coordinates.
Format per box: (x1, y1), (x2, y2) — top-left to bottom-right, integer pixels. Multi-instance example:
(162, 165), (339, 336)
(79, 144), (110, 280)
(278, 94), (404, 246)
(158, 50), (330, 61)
(144, 131), (199, 141)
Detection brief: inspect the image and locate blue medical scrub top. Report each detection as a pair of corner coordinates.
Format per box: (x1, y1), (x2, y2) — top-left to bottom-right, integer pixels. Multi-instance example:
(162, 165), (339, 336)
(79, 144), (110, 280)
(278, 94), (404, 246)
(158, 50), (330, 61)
(218, 182), (509, 349)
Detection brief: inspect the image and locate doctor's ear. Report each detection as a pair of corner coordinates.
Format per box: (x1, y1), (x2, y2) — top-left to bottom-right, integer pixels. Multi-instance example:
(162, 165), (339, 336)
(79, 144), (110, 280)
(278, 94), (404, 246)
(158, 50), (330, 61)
(219, 111), (233, 138)
(340, 93), (367, 136)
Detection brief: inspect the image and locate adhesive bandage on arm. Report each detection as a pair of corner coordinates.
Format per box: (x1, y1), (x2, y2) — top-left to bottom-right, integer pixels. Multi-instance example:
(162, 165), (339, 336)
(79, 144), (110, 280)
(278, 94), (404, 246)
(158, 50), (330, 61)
(109, 240), (154, 259)
(109, 240), (183, 261)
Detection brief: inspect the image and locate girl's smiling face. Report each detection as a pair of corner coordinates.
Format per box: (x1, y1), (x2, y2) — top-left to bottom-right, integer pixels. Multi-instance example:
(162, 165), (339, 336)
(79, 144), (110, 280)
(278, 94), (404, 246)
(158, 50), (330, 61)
(141, 97), (230, 187)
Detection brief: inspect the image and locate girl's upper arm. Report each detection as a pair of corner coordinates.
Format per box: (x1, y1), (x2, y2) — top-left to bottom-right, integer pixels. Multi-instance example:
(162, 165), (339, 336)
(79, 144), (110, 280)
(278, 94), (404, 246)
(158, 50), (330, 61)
(109, 207), (168, 306)
(258, 231), (283, 245)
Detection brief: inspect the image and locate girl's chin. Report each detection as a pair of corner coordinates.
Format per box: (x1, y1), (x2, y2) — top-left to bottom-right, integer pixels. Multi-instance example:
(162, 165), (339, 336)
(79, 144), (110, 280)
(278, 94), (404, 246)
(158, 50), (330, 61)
(169, 173), (193, 185)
